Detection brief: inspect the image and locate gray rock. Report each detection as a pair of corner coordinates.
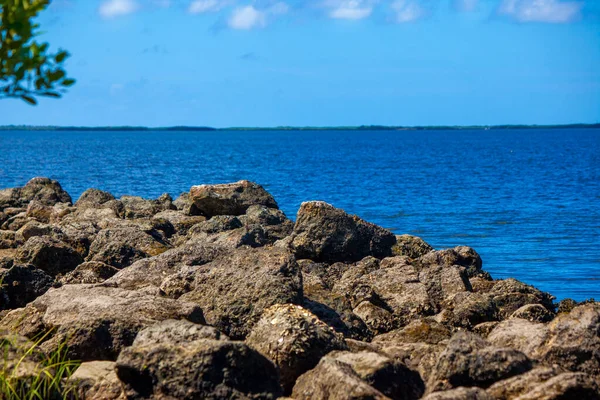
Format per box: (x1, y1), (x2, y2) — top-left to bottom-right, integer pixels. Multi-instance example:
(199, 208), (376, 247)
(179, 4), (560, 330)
(74, 188), (116, 208)
(0, 177), (72, 208)
(509, 303), (554, 323)
(427, 332), (532, 393)
(417, 246), (483, 278)
(0, 284), (205, 361)
(489, 278), (555, 319)
(133, 319), (227, 347)
(246, 304), (347, 393)
(292, 356), (390, 400)
(15, 236), (83, 276)
(372, 319), (451, 345)
(290, 201), (397, 263)
(392, 234), (434, 259)
(0, 264), (53, 310)
(59, 261), (119, 284)
(422, 387), (493, 400)
(179, 247), (303, 339)
(86, 226), (171, 269)
(116, 338), (283, 399)
(69, 361), (125, 400)
(120, 194), (174, 219)
(189, 180), (278, 217)
(329, 350), (425, 400)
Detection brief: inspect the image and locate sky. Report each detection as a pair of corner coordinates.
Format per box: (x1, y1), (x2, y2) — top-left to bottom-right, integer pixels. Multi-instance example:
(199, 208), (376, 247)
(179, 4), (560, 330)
(1, 0), (599, 127)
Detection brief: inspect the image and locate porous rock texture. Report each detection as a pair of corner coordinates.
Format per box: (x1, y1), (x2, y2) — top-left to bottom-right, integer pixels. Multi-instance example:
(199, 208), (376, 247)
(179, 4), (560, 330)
(0, 178), (597, 399)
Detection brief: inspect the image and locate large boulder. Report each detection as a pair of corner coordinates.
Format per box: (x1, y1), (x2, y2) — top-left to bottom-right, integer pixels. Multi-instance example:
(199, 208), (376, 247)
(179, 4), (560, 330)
(116, 337), (283, 399)
(179, 246), (303, 339)
(392, 234), (433, 259)
(240, 205), (294, 242)
(427, 332), (532, 393)
(120, 194), (174, 219)
(0, 284), (205, 361)
(0, 264), (54, 309)
(74, 188), (116, 208)
(290, 201), (397, 263)
(106, 239), (227, 290)
(69, 361), (125, 400)
(246, 304), (348, 392)
(86, 226), (171, 269)
(329, 351), (425, 400)
(15, 236), (83, 276)
(488, 278), (555, 319)
(486, 366), (600, 400)
(0, 177), (72, 209)
(189, 180), (278, 217)
(417, 246), (483, 278)
(59, 261), (119, 284)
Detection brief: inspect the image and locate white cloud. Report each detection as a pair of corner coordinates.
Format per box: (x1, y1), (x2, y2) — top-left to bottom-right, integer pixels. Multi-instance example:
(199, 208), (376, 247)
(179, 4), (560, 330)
(326, 0), (376, 20)
(228, 5), (267, 29)
(99, 0), (139, 18)
(226, 3), (289, 30)
(188, 0), (229, 13)
(499, 0), (582, 23)
(391, 0), (425, 22)
(454, 0), (478, 12)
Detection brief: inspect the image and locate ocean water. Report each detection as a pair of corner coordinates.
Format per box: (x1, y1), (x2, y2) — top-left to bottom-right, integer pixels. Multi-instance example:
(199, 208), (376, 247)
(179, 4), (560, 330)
(1, 129), (599, 301)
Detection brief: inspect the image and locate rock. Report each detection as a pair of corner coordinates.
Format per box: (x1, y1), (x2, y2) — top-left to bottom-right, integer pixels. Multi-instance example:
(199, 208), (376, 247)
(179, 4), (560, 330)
(1, 211), (29, 231)
(246, 304), (348, 393)
(15, 221), (55, 243)
(0, 229), (17, 248)
(377, 342), (445, 384)
(133, 319), (227, 346)
(489, 278), (555, 319)
(509, 303), (554, 323)
(107, 239), (227, 290)
(557, 298), (579, 314)
(292, 356), (390, 400)
(173, 192), (192, 212)
(25, 200), (55, 223)
(189, 180), (279, 217)
(290, 201), (396, 263)
(372, 319), (451, 345)
(507, 372), (600, 400)
(472, 322), (499, 338)
(331, 256), (434, 329)
(59, 261), (119, 284)
(353, 300), (395, 335)
(188, 215), (243, 234)
(0, 284), (205, 361)
(116, 338), (283, 399)
(418, 264), (472, 309)
(0, 177), (72, 208)
(440, 292), (499, 329)
(179, 246), (303, 339)
(0, 264), (54, 309)
(74, 188), (116, 208)
(241, 205), (294, 242)
(120, 194), (174, 219)
(330, 351), (425, 400)
(427, 332), (532, 393)
(539, 303), (600, 375)
(486, 366), (560, 400)
(69, 361), (125, 400)
(392, 234), (434, 259)
(151, 209), (206, 236)
(417, 246), (483, 278)
(86, 226), (171, 269)
(487, 318), (549, 360)
(422, 387), (493, 400)
(15, 236), (83, 276)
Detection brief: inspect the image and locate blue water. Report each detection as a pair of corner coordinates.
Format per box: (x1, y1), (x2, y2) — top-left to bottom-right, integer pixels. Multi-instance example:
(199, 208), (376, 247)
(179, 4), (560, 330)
(1, 129), (599, 301)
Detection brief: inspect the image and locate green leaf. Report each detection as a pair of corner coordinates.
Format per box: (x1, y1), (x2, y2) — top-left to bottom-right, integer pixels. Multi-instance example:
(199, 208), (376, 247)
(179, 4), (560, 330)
(61, 78), (75, 87)
(21, 94), (37, 105)
(55, 50), (68, 63)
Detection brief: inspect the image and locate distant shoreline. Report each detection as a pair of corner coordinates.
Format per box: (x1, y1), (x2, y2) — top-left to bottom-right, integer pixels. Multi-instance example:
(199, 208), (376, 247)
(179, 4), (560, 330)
(0, 124), (599, 132)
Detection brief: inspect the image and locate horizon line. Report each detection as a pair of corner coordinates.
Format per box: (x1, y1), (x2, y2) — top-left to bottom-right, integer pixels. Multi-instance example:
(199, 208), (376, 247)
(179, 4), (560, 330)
(1, 123), (599, 132)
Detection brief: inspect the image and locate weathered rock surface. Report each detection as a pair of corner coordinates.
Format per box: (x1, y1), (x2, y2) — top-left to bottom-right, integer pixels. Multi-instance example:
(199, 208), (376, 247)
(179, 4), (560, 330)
(246, 304), (347, 392)
(189, 180), (278, 217)
(292, 356), (391, 400)
(59, 261), (119, 284)
(0, 264), (54, 309)
(15, 236), (83, 276)
(0, 284), (205, 360)
(116, 338), (283, 399)
(0, 177), (72, 208)
(1, 178), (598, 399)
(290, 201), (397, 263)
(427, 332), (532, 393)
(179, 247), (303, 339)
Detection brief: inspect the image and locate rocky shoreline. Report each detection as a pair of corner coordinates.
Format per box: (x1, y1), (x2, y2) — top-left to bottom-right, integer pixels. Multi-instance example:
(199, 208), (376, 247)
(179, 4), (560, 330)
(1, 177), (598, 399)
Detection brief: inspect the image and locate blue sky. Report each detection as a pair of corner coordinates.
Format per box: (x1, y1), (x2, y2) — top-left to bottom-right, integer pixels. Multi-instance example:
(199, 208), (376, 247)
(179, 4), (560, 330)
(2, 0), (599, 127)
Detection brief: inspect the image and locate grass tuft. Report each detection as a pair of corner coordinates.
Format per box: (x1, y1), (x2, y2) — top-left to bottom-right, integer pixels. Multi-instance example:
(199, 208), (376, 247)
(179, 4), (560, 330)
(0, 330), (80, 400)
